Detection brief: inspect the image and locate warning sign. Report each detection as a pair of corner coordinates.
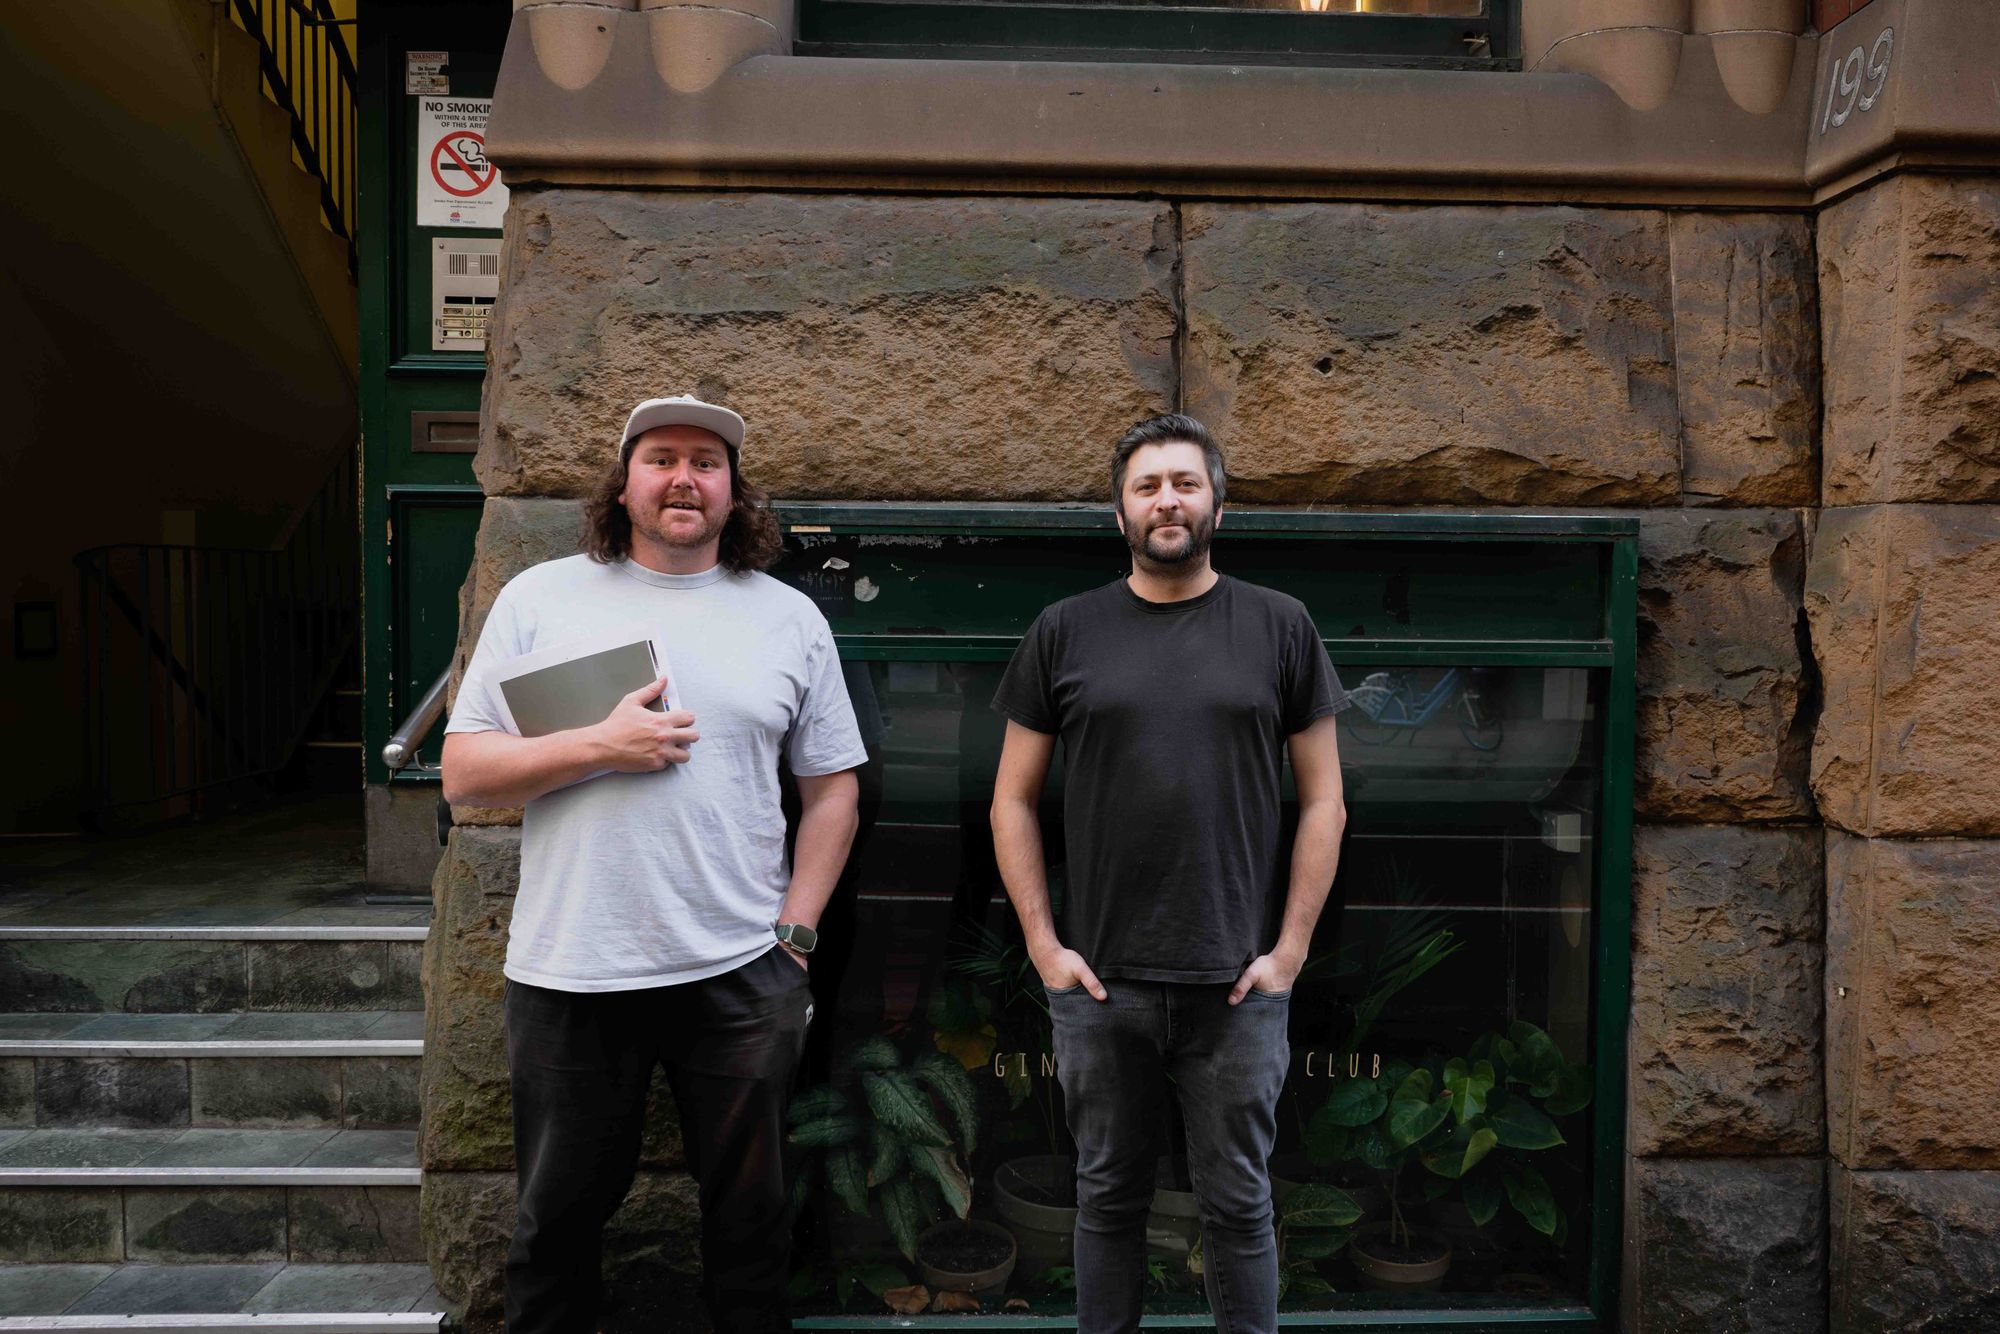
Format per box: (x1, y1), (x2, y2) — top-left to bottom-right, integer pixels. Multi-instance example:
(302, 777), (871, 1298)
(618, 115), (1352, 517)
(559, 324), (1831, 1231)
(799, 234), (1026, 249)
(405, 50), (448, 95)
(416, 97), (508, 229)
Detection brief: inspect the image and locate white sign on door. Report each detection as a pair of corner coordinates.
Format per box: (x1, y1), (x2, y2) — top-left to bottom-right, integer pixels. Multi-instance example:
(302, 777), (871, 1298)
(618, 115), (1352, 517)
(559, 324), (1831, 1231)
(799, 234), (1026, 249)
(416, 97), (508, 229)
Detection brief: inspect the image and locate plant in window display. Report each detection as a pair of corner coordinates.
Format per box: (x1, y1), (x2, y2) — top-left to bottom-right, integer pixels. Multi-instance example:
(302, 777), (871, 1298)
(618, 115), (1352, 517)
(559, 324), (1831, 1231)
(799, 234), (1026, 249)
(1190, 1183), (1368, 1301)
(1302, 1021), (1592, 1291)
(949, 922), (1082, 1275)
(1276, 888), (1461, 1207)
(786, 1034), (1017, 1307)
(927, 978), (1000, 1073)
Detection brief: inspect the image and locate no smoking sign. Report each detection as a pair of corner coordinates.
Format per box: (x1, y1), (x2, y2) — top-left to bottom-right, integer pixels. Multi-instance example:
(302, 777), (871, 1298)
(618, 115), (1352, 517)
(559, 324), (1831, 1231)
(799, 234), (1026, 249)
(416, 97), (508, 228)
(430, 131), (495, 198)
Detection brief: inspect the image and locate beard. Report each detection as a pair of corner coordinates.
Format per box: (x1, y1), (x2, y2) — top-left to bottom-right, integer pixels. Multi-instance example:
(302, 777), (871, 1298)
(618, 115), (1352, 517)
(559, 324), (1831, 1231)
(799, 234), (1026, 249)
(1123, 504), (1216, 568)
(630, 495), (729, 553)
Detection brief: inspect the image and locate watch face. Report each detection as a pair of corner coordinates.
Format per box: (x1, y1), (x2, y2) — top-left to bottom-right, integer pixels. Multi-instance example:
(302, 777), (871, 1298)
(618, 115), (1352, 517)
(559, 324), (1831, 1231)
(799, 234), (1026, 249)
(780, 923), (818, 953)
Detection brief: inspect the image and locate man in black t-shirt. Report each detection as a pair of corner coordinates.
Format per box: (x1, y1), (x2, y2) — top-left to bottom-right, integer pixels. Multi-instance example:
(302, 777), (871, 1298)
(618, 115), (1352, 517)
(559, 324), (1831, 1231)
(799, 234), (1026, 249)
(990, 414), (1349, 1334)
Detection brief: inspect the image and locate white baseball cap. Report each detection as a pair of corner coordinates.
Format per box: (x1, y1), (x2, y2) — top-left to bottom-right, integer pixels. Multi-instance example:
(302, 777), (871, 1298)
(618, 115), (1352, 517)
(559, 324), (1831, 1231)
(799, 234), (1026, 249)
(619, 395), (745, 465)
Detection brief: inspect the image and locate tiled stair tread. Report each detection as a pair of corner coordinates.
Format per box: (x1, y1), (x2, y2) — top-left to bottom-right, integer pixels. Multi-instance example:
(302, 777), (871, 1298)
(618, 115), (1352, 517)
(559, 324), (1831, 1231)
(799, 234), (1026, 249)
(0, 1128), (416, 1176)
(0, 1011), (424, 1051)
(0, 926), (429, 942)
(0, 1262), (442, 1321)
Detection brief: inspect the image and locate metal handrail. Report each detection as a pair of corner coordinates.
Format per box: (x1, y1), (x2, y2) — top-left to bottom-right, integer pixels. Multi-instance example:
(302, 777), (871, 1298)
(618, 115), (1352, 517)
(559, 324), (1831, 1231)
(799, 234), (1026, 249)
(223, 0), (357, 270)
(383, 668), (451, 775)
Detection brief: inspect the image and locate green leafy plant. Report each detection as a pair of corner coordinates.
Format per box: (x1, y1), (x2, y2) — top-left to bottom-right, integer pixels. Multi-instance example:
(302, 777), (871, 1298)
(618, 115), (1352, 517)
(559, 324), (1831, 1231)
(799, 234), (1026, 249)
(949, 921), (1069, 1155)
(1182, 1183), (1362, 1303)
(786, 1035), (982, 1264)
(1326, 921), (1462, 1068)
(1274, 1184), (1364, 1299)
(1283, 860), (1462, 1153)
(927, 977), (999, 1072)
(1304, 1020), (1592, 1257)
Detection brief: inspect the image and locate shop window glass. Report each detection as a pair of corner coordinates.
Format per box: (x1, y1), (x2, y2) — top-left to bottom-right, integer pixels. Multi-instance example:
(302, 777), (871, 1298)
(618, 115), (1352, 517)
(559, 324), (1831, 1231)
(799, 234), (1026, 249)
(775, 514), (1629, 1329)
(798, 0), (1515, 69)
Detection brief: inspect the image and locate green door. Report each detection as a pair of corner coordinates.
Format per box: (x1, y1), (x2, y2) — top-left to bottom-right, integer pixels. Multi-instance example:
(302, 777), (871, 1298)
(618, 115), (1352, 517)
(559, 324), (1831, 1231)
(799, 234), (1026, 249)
(357, 0), (508, 786)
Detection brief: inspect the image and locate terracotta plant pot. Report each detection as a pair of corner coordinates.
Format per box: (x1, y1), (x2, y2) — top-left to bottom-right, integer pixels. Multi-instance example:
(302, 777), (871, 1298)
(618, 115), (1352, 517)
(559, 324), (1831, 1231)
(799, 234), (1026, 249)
(1349, 1222), (1452, 1292)
(917, 1219), (1018, 1300)
(993, 1155), (1078, 1274)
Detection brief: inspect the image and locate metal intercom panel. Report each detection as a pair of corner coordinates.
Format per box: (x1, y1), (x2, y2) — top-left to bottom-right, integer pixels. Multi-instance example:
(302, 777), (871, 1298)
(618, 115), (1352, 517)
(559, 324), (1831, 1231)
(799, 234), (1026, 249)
(431, 237), (500, 352)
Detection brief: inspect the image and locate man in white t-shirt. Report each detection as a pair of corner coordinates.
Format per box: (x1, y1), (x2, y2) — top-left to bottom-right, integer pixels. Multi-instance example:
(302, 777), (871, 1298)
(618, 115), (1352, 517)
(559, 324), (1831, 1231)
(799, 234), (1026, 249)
(443, 395), (867, 1334)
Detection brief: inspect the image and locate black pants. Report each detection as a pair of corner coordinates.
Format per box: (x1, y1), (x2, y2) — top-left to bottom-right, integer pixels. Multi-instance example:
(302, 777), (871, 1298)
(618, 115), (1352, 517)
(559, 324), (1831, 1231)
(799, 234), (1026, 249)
(503, 950), (813, 1334)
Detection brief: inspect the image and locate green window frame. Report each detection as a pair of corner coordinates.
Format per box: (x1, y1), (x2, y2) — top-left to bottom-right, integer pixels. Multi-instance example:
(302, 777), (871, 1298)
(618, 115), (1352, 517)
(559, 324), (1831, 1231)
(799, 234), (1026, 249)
(797, 0), (1520, 70)
(770, 503), (1635, 1333)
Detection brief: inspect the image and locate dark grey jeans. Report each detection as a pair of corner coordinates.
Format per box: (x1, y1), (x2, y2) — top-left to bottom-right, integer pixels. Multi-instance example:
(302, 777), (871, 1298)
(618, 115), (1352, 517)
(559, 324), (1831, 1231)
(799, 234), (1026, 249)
(1047, 979), (1292, 1334)
(503, 949), (812, 1334)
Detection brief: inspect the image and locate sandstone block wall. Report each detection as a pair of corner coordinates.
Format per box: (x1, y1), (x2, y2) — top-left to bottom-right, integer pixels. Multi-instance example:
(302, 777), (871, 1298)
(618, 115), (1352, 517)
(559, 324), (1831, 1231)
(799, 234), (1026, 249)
(427, 174), (1999, 1328)
(1809, 174), (2000, 1334)
(478, 193), (1177, 502)
(1818, 176), (2000, 506)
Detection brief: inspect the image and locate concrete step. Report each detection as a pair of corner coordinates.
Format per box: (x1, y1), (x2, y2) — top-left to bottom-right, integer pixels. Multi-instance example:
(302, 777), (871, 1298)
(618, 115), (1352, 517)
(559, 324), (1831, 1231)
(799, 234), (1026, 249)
(0, 1130), (419, 1264)
(0, 930), (426, 1015)
(0, 1261), (441, 1329)
(0, 1013), (421, 1131)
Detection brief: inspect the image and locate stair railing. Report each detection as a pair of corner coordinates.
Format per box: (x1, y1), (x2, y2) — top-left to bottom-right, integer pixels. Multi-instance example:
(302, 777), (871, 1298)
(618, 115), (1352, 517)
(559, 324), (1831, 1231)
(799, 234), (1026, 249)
(76, 451), (359, 823)
(222, 0), (358, 270)
(382, 668), (451, 778)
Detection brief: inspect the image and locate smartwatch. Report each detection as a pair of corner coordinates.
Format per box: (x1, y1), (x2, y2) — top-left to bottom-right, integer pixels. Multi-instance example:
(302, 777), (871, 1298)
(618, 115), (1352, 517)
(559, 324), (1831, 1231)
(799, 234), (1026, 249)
(774, 922), (818, 955)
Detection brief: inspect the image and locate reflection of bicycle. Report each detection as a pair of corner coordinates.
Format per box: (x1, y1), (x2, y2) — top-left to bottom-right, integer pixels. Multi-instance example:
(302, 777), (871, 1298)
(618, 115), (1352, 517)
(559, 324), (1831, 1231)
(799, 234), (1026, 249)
(1342, 668), (1503, 751)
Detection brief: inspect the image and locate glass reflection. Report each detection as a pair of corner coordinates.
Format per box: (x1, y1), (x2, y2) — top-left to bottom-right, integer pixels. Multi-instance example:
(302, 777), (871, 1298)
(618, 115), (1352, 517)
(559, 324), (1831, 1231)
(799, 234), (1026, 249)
(788, 660), (1598, 1317)
(900, 0), (1486, 11)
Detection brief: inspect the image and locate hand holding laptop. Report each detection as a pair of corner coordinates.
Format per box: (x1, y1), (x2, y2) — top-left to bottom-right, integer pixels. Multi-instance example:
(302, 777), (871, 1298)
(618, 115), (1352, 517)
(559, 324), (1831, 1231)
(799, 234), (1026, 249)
(592, 675), (701, 772)
(491, 632), (697, 782)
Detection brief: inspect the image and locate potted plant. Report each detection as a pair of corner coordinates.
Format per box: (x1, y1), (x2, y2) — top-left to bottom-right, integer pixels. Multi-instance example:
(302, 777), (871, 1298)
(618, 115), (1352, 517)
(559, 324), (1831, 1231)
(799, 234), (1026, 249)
(1302, 1019), (1592, 1292)
(916, 1218), (1018, 1299)
(1277, 904), (1462, 1216)
(949, 923), (1081, 1272)
(787, 1034), (994, 1270)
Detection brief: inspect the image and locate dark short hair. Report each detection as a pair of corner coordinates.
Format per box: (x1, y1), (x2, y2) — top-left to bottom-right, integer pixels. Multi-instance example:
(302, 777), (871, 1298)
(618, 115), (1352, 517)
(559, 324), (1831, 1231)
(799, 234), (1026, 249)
(581, 448), (785, 574)
(1110, 414), (1227, 504)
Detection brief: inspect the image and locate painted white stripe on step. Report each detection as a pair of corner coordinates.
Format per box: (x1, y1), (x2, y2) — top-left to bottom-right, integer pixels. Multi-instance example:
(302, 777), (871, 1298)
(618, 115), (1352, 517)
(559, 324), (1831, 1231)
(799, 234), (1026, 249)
(0, 1167), (420, 1187)
(0, 1316), (442, 1334)
(0, 927), (428, 942)
(0, 1040), (422, 1058)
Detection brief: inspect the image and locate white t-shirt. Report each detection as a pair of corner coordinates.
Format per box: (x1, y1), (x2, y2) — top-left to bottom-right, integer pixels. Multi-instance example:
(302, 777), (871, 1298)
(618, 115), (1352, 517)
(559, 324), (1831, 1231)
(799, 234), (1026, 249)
(447, 554), (869, 991)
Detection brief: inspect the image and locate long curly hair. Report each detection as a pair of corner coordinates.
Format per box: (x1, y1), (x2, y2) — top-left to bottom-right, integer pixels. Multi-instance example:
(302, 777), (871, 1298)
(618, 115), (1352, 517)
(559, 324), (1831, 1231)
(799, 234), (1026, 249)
(580, 453), (786, 574)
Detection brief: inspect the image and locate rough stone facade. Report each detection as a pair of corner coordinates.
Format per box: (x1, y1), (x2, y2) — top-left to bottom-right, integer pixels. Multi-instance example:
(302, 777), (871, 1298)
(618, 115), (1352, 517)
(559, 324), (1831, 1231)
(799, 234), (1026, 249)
(1629, 824), (1823, 1157)
(1830, 1168), (2000, 1334)
(1634, 509), (1813, 823)
(479, 192), (1177, 502)
(1819, 175), (2000, 505)
(1621, 1156), (1827, 1334)
(1825, 831), (2000, 1171)
(1806, 503), (2000, 838)
(1180, 203), (1679, 506)
(430, 170), (2000, 1327)
(1669, 213), (1821, 507)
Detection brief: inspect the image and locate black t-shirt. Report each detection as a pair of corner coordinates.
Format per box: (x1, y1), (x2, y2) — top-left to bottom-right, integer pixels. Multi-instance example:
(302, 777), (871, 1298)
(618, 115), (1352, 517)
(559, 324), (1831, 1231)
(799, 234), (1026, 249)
(991, 574), (1349, 984)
